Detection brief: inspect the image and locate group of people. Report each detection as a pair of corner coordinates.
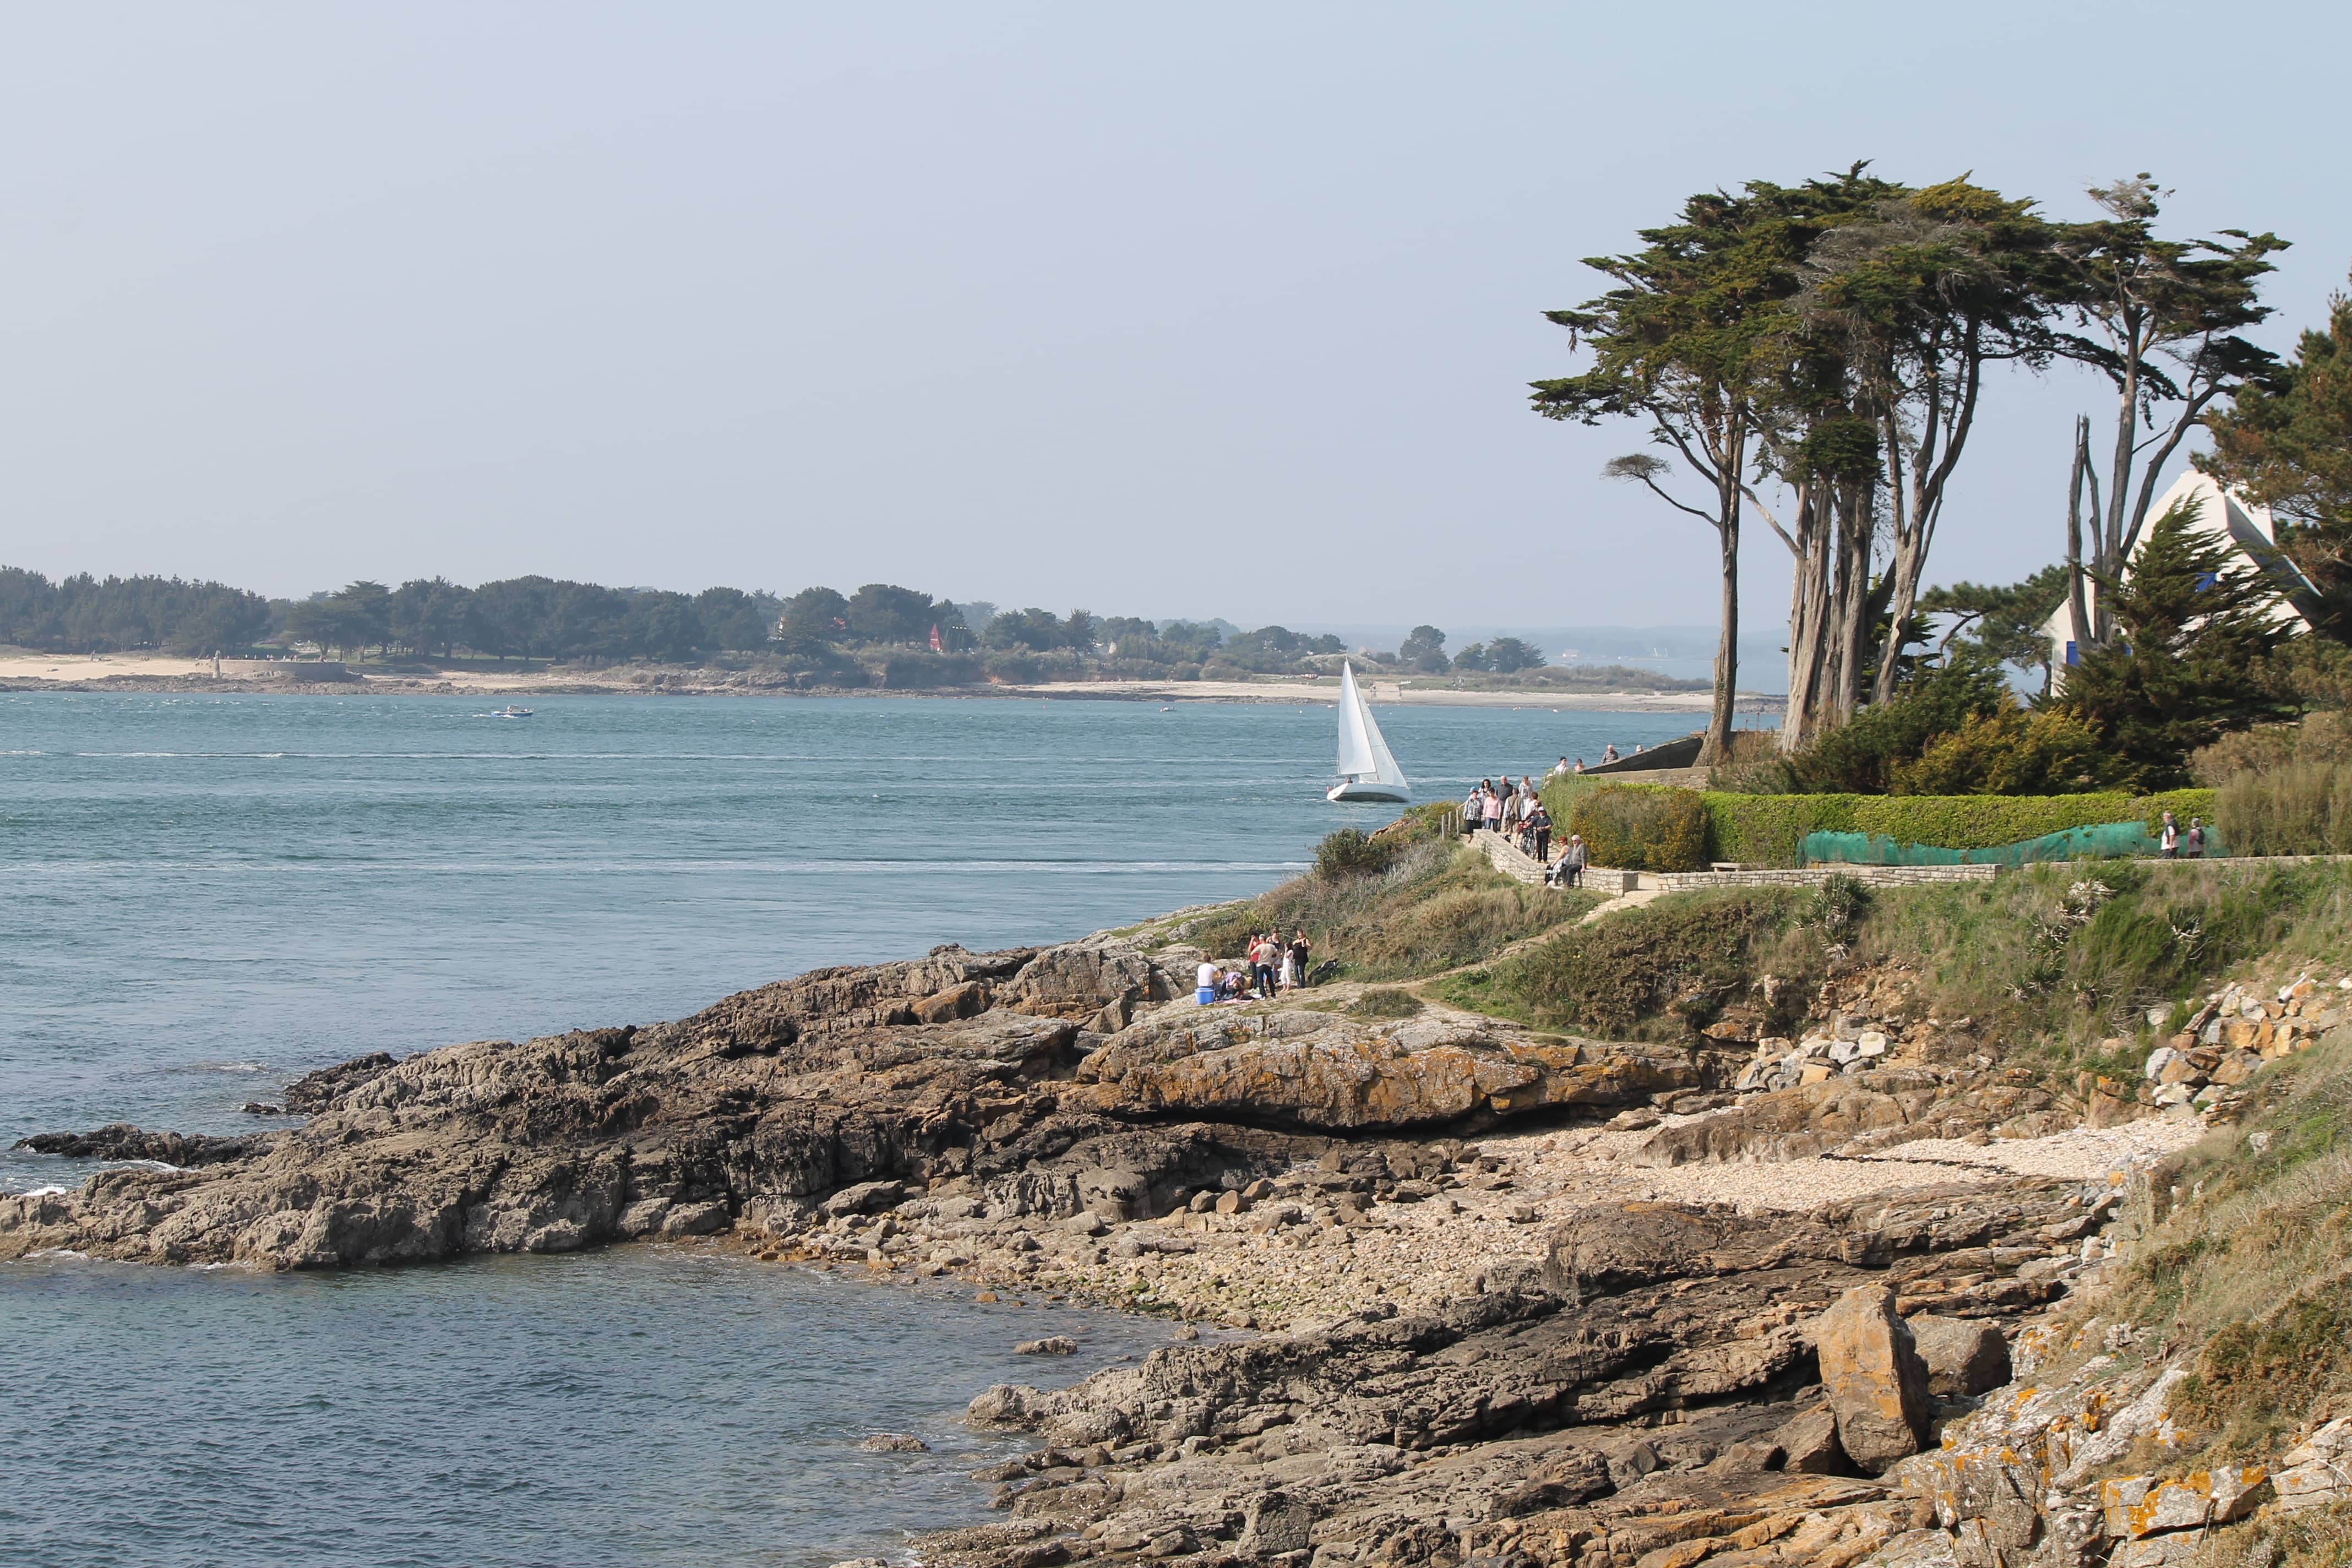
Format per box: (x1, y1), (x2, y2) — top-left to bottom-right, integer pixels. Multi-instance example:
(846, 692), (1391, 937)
(1545, 743), (1644, 777)
(1196, 929), (1314, 1004)
(1466, 776), (1551, 858)
(1464, 774), (1588, 887)
(2159, 810), (2210, 858)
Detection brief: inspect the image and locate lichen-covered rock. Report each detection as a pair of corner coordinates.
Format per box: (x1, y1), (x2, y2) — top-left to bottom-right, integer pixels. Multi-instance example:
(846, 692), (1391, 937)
(1817, 1284), (1930, 1473)
(1908, 1314), (2012, 1398)
(1074, 1012), (1695, 1131)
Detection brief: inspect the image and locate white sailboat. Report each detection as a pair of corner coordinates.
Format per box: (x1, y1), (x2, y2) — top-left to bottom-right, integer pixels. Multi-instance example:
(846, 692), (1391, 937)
(1327, 662), (1411, 803)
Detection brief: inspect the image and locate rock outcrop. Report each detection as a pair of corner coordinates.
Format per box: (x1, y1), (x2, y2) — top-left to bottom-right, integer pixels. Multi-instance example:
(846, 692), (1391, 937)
(12, 1123), (277, 1168)
(1074, 1011), (1695, 1131)
(948, 1182), (2096, 1567)
(0, 941), (1706, 1271)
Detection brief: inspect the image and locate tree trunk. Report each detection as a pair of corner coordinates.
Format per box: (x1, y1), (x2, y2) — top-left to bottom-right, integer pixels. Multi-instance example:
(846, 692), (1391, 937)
(2065, 415), (2092, 679)
(1781, 483), (1830, 754)
(2098, 304), (2146, 618)
(1830, 482), (1872, 727)
(1707, 517), (1739, 764)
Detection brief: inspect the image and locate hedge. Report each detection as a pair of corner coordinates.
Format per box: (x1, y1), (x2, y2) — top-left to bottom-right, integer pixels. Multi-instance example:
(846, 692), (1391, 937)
(1706, 788), (2219, 867)
(1566, 784), (1711, 872)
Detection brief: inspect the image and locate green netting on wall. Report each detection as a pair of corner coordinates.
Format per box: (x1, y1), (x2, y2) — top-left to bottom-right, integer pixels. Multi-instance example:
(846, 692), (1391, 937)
(1802, 820), (2227, 867)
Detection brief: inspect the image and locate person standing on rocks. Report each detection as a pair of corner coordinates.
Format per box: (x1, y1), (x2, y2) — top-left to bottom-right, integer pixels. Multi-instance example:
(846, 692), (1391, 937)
(1250, 934), (1278, 999)
(1289, 929), (1311, 988)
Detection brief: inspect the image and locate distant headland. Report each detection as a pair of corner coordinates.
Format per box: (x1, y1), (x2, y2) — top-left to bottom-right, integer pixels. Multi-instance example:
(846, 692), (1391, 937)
(0, 567), (1773, 707)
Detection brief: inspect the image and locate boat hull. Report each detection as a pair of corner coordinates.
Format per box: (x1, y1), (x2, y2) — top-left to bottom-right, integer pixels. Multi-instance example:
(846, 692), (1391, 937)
(1327, 781), (1411, 804)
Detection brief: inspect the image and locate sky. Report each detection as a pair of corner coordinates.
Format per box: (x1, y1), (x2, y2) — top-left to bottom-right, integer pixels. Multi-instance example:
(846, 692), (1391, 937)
(1, 2), (2346, 631)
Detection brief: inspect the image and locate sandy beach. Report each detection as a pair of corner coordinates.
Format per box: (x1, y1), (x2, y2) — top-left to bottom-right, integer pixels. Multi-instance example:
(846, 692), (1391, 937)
(0, 652), (1780, 710)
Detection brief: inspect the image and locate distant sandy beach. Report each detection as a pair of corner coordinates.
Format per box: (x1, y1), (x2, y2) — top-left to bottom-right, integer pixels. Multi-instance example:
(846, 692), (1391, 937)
(0, 652), (1782, 712)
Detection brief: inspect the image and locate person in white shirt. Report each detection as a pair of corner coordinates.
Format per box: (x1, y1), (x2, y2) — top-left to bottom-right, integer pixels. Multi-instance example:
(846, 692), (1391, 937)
(1196, 958), (1218, 1005)
(1549, 756), (1570, 777)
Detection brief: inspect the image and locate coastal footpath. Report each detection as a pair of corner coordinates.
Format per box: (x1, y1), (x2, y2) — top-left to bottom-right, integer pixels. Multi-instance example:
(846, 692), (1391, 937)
(7, 862), (2349, 1568)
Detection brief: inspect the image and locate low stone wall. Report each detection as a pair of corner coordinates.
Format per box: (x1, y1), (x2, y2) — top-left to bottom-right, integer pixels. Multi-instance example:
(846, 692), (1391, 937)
(1467, 829), (1546, 885)
(1471, 832), (2003, 895)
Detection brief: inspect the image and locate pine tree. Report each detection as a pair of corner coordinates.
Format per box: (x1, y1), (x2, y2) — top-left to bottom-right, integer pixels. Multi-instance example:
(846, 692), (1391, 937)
(2057, 496), (2296, 787)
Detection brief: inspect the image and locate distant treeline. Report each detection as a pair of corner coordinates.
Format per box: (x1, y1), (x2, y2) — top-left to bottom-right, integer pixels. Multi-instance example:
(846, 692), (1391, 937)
(0, 567), (1359, 680)
(0, 568), (277, 655)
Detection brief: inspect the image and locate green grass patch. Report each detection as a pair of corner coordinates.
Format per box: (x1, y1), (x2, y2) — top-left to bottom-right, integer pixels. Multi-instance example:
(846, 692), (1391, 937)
(1440, 887), (1809, 1041)
(1344, 988), (1426, 1019)
(1436, 859), (2352, 1063)
(1173, 840), (1600, 981)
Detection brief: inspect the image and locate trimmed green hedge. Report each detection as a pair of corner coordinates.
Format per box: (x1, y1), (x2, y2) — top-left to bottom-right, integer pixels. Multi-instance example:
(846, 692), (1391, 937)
(1707, 788), (2219, 867)
(1567, 784), (1710, 872)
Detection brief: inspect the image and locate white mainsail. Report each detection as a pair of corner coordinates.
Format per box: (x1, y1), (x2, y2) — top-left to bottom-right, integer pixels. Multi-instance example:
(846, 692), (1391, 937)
(1329, 662), (1410, 802)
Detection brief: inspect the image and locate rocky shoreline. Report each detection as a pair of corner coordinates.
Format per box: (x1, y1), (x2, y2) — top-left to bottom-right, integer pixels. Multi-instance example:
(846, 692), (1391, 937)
(4, 915), (2341, 1568)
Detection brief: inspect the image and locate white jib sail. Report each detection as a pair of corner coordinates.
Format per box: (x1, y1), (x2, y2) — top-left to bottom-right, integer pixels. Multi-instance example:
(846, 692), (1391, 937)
(1335, 663), (1378, 778)
(1362, 694), (1408, 790)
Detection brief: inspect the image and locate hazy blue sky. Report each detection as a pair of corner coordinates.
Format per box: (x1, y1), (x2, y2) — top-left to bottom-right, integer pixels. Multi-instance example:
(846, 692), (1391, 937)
(2, 2), (2344, 628)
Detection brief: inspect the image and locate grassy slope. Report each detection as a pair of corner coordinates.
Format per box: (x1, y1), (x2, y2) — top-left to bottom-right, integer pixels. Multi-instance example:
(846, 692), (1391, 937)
(1439, 859), (2352, 1074)
(1164, 840), (1602, 983)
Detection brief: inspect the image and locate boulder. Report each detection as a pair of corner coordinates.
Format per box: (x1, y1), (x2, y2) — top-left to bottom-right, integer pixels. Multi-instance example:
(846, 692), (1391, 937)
(1815, 1284), (1929, 1473)
(821, 1180), (905, 1218)
(1774, 1407), (1849, 1474)
(1235, 1490), (1313, 1555)
(857, 1433), (929, 1452)
(1015, 1336), (1077, 1356)
(910, 981), (989, 1023)
(1908, 1313), (2011, 1397)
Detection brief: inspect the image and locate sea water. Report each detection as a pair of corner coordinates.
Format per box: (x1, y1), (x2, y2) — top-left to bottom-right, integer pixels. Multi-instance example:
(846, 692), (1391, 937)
(0, 691), (1696, 1567)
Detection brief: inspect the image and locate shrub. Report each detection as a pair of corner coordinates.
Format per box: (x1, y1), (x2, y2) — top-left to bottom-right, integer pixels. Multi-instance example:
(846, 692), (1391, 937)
(1568, 784), (1709, 872)
(1889, 707), (2118, 796)
(1785, 657), (2011, 794)
(880, 651), (980, 688)
(983, 651), (1042, 684)
(2219, 763), (2352, 856)
(1345, 988), (1425, 1019)
(1313, 828), (1400, 880)
(2201, 715), (2352, 856)
(2194, 712), (2352, 785)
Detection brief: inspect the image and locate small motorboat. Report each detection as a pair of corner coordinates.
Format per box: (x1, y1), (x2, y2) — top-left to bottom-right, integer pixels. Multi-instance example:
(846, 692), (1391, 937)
(1326, 663), (1411, 803)
(486, 706), (534, 719)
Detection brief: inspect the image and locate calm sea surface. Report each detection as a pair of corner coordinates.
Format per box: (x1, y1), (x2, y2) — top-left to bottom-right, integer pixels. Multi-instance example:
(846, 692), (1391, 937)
(0, 691), (1696, 1567)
